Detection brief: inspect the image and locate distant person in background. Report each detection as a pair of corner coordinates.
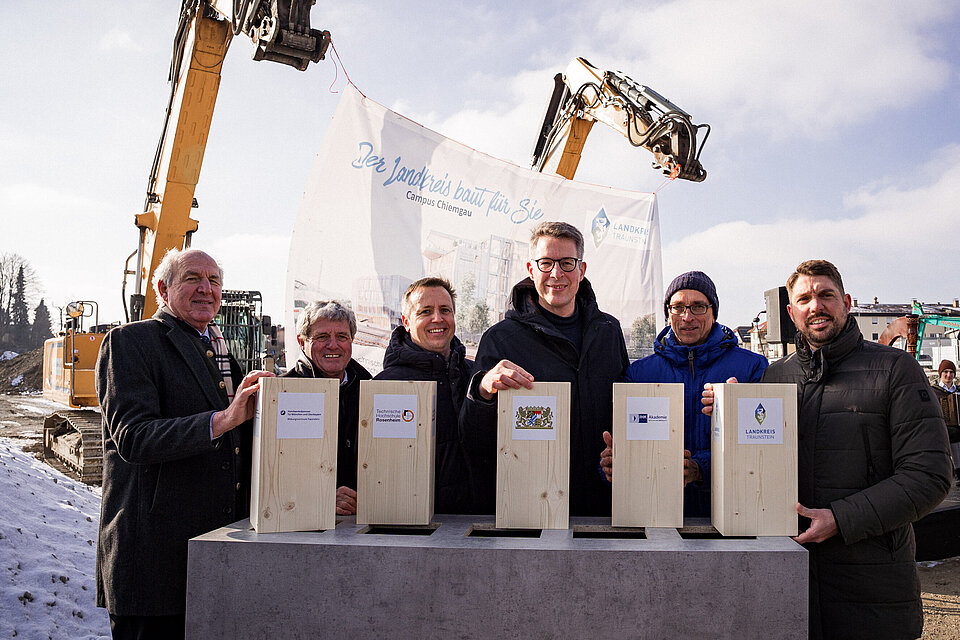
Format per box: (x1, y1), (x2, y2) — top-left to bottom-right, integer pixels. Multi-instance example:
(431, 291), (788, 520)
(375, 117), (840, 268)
(375, 277), (474, 513)
(600, 270), (768, 517)
(282, 301), (371, 515)
(96, 248), (272, 639)
(931, 359), (960, 483)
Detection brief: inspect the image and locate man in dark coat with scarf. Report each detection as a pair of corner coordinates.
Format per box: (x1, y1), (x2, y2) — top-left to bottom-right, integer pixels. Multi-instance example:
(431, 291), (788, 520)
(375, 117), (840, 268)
(375, 277), (474, 513)
(96, 248), (272, 639)
(281, 300), (371, 515)
(460, 221), (629, 516)
(705, 259), (951, 640)
(602, 270), (768, 516)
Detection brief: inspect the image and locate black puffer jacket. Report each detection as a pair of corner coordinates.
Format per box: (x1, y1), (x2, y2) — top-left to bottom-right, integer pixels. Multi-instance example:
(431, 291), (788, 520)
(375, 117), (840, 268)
(460, 277), (628, 516)
(375, 327), (474, 513)
(763, 317), (952, 640)
(281, 356), (371, 489)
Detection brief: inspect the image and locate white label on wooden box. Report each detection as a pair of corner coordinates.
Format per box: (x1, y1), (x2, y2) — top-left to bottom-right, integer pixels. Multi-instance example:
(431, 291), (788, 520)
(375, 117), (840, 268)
(625, 396), (670, 441)
(511, 395), (558, 441)
(737, 398), (783, 445)
(277, 392), (325, 439)
(372, 394), (418, 438)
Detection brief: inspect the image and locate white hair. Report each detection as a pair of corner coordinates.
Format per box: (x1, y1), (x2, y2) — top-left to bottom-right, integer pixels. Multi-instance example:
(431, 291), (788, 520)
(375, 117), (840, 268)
(152, 248), (223, 309)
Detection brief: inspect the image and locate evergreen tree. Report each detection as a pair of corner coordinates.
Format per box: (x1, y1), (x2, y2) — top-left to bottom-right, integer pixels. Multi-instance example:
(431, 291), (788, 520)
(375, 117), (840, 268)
(31, 299), (52, 349)
(10, 266), (30, 350)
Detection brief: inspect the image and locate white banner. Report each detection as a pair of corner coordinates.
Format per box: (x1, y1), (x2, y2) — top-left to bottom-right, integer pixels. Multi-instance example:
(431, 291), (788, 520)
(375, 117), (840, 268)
(285, 85), (663, 374)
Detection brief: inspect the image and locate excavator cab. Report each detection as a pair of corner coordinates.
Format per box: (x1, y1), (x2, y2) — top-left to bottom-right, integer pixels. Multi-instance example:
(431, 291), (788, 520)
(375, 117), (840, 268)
(42, 301), (107, 483)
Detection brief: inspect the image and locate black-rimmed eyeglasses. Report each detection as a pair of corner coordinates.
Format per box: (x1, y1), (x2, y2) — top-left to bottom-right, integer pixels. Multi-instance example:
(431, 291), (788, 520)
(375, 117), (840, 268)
(533, 257), (581, 273)
(667, 303), (712, 316)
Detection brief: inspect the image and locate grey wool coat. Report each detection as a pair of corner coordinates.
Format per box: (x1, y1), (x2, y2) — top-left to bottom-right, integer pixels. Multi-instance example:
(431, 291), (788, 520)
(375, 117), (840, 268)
(95, 310), (251, 616)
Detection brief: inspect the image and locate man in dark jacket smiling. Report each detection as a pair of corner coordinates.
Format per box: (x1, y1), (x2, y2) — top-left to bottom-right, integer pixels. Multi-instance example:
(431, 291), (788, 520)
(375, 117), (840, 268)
(375, 277), (474, 513)
(282, 300), (371, 515)
(460, 221), (628, 516)
(705, 259), (951, 640)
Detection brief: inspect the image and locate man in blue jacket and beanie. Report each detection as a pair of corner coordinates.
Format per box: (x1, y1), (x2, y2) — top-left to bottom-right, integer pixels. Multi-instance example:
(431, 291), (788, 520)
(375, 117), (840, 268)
(601, 270), (767, 517)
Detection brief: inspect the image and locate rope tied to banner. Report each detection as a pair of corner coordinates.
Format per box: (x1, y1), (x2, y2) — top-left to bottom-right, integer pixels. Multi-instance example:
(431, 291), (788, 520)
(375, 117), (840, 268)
(328, 40), (366, 98)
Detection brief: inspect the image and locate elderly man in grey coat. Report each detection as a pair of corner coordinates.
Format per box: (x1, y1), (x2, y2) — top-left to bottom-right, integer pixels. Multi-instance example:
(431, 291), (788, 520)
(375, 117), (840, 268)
(96, 248), (271, 639)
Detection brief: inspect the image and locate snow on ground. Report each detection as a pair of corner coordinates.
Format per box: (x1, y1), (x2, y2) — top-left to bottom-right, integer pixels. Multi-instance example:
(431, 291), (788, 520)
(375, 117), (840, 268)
(0, 438), (110, 639)
(0, 352), (17, 362)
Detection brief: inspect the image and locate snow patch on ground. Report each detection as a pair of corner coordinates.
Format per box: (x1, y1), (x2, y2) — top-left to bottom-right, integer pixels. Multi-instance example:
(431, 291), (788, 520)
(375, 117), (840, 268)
(13, 403), (51, 415)
(0, 438), (109, 638)
(0, 352), (18, 362)
(10, 375), (23, 387)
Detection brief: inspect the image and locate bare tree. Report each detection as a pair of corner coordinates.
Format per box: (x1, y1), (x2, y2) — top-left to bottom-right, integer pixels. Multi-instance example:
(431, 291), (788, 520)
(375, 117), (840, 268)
(0, 253), (39, 328)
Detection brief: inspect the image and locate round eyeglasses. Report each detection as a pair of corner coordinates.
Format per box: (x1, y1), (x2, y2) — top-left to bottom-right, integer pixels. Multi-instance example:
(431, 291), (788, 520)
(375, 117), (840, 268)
(534, 257), (581, 273)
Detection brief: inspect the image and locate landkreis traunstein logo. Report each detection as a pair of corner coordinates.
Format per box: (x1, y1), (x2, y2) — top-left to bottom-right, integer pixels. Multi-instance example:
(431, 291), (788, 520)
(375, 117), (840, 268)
(754, 403), (766, 425)
(591, 207), (610, 247)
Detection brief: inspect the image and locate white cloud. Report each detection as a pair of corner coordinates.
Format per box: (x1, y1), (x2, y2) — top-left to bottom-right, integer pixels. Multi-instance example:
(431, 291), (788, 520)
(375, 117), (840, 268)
(416, 0), (954, 162)
(203, 233), (292, 322)
(662, 144), (960, 325)
(592, 0), (953, 140)
(98, 28), (140, 52)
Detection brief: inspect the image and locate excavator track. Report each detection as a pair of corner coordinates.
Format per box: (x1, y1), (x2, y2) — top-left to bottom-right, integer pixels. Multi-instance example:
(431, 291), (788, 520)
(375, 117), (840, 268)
(43, 410), (103, 485)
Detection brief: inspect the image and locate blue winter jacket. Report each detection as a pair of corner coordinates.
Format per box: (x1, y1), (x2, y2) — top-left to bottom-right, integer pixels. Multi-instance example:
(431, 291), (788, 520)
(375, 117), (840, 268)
(624, 322), (768, 516)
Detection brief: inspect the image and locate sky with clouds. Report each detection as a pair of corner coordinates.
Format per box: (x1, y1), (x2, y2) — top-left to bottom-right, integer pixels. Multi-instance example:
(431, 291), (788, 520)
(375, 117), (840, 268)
(2, 0), (959, 334)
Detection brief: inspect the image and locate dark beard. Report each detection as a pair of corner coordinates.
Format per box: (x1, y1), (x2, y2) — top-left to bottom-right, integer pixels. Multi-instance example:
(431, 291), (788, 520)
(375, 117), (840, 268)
(801, 313), (844, 348)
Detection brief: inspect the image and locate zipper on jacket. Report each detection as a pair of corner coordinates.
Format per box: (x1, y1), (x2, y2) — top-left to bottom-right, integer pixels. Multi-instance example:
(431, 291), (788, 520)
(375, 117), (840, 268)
(688, 350), (694, 375)
(860, 426), (876, 484)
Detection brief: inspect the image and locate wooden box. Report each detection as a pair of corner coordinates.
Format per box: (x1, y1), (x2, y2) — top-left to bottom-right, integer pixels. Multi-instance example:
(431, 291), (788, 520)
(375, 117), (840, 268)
(357, 380), (437, 525)
(711, 383), (798, 536)
(250, 376), (339, 533)
(611, 383), (685, 528)
(496, 383), (571, 529)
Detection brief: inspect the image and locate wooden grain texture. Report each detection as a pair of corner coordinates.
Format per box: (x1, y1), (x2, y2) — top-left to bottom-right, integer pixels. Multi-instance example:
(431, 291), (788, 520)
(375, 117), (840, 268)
(711, 383), (798, 536)
(611, 383), (684, 528)
(250, 376), (339, 533)
(356, 380), (437, 525)
(496, 383), (571, 529)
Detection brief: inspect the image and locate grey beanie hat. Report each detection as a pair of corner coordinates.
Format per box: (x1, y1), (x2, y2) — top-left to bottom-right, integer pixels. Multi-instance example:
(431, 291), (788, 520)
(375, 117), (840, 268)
(663, 271), (719, 319)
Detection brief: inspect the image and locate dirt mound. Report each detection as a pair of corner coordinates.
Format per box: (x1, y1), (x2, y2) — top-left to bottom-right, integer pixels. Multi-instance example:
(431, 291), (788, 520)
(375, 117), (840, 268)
(0, 347), (44, 393)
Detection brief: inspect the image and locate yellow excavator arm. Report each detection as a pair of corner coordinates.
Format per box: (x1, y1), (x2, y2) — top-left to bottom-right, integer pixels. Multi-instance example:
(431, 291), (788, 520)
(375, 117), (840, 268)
(532, 57), (709, 182)
(124, 0), (330, 322)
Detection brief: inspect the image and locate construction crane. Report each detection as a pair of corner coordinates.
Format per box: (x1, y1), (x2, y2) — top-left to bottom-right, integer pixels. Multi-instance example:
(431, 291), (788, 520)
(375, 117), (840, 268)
(532, 57), (709, 181)
(41, 0), (329, 483)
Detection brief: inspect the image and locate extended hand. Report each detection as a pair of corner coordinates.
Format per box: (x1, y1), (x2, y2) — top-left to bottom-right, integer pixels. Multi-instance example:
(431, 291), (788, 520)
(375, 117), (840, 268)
(793, 503), (838, 544)
(683, 450), (702, 486)
(701, 376), (739, 416)
(600, 431), (613, 481)
(479, 359), (534, 400)
(336, 486), (358, 515)
(211, 370), (274, 438)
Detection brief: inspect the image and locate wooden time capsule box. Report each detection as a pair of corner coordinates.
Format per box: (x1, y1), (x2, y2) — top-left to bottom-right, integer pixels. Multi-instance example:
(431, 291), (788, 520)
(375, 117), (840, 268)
(357, 380), (437, 525)
(611, 383), (685, 528)
(250, 376), (340, 533)
(710, 383), (798, 537)
(496, 383), (570, 530)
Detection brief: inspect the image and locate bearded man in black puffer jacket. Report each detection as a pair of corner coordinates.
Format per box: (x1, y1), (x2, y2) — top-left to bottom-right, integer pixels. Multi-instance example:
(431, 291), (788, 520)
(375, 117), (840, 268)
(707, 260), (951, 640)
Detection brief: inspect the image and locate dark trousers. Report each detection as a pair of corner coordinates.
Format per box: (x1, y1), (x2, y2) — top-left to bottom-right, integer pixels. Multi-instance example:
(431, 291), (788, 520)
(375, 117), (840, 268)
(109, 613), (185, 640)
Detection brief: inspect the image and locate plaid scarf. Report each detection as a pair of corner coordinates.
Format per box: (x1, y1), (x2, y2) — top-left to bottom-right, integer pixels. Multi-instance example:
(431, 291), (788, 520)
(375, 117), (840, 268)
(207, 322), (236, 400)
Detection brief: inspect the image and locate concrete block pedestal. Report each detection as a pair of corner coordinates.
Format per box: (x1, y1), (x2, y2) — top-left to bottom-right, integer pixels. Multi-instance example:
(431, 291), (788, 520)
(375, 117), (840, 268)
(186, 515), (807, 639)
